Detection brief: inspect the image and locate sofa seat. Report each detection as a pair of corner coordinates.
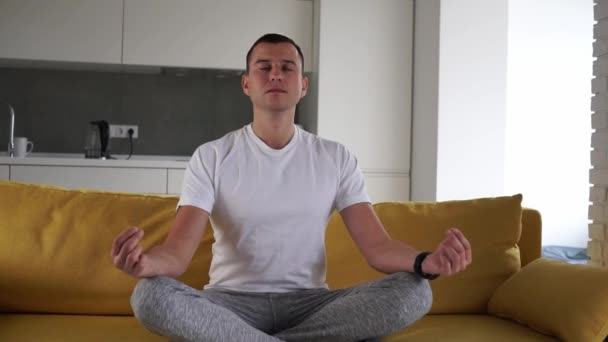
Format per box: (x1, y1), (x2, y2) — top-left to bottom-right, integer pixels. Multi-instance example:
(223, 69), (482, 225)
(0, 313), (560, 342)
(387, 315), (559, 342)
(0, 313), (166, 342)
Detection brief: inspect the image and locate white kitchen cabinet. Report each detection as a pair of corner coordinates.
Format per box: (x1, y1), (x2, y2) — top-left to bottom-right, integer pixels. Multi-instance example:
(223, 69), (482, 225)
(316, 0), (413, 202)
(0, 165), (9, 180)
(167, 169), (185, 195)
(11, 165), (167, 194)
(0, 0), (123, 64)
(123, 0), (313, 71)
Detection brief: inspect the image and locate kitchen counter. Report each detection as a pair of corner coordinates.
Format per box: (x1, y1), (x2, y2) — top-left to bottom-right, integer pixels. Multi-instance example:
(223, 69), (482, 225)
(0, 153), (190, 169)
(0, 153), (191, 193)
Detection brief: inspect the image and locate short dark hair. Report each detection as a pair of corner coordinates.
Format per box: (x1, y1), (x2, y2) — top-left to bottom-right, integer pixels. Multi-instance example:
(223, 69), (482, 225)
(245, 33), (304, 74)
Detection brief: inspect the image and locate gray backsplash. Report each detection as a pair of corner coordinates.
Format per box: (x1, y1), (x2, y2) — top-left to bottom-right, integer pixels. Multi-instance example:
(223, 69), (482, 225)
(0, 66), (311, 156)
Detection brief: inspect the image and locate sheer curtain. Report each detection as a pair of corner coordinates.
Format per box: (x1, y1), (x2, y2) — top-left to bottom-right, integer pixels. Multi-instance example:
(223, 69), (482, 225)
(504, 0), (593, 248)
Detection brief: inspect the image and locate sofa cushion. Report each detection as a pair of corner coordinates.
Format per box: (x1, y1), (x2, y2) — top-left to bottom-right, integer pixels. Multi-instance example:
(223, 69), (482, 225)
(0, 313), (166, 342)
(0, 180), (213, 315)
(386, 315), (558, 341)
(488, 258), (608, 342)
(326, 194), (523, 314)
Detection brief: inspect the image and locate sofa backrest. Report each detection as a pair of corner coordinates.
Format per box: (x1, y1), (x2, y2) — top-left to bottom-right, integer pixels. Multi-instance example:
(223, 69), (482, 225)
(0, 180), (211, 315)
(325, 195), (526, 314)
(0, 181), (538, 316)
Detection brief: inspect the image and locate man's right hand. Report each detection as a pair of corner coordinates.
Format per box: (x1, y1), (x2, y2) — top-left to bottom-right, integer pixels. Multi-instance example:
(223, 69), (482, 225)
(111, 227), (159, 278)
(111, 206), (210, 279)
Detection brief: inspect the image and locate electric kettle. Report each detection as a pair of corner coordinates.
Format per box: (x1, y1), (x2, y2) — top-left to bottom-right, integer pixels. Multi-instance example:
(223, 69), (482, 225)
(85, 120), (110, 159)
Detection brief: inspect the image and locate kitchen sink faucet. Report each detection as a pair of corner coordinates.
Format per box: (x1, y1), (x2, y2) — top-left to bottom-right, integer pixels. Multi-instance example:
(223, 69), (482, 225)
(2, 101), (15, 157)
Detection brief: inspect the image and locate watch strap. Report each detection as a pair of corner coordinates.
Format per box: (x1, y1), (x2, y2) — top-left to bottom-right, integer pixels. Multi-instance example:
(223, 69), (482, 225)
(414, 251), (440, 280)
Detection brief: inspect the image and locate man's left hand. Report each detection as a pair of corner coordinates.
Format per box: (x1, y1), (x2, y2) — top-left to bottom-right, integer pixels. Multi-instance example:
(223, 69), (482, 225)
(422, 228), (472, 276)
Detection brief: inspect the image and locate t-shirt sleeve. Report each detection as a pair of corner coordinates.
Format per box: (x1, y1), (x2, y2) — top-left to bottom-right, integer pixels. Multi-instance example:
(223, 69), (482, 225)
(334, 145), (371, 212)
(176, 145), (215, 214)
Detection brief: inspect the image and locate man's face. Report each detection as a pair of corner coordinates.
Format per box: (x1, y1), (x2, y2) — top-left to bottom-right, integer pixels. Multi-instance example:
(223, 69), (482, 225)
(242, 42), (308, 113)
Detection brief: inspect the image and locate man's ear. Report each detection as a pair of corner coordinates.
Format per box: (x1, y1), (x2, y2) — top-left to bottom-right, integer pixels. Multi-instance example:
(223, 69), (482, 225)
(300, 76), (309, 98)
(242, 73), (250, 96)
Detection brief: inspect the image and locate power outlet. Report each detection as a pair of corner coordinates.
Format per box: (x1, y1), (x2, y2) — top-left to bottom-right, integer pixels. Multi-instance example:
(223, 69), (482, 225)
(109, 125), (139, 138)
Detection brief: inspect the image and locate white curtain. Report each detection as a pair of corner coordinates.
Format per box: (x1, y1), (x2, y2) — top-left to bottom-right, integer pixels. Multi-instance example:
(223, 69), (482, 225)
(504, 0), (593, 248)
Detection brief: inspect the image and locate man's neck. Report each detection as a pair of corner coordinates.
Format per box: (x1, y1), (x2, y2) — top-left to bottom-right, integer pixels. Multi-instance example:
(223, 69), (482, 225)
(251, 109), (296, 150)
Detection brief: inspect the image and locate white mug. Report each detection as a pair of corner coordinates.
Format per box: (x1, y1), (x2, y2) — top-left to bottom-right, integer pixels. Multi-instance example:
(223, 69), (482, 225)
(14, 137), (34, 158)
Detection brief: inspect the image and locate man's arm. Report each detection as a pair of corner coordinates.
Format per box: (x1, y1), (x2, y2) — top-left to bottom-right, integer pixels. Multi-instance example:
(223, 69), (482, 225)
(340, 202), (472, 276)
(111, 205), (209, 278)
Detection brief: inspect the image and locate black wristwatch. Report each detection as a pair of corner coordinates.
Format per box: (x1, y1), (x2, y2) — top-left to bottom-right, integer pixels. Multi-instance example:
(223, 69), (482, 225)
(414, 252), (439, 280)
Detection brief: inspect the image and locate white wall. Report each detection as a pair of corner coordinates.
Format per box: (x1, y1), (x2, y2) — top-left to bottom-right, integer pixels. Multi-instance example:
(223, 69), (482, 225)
(436, 0), (509, 200)
(505, 0), (593, 247)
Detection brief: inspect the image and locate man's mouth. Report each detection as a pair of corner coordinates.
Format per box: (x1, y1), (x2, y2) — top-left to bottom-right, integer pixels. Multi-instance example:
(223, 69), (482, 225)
(266, 89), (287, 93)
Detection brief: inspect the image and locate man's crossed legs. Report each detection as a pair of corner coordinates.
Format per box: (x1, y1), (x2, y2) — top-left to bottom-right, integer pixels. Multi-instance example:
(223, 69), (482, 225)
(130, 272), (432, 342)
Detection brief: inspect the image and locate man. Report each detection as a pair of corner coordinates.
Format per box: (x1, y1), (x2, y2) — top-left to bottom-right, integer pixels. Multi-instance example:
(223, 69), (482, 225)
(111, 33), (472, 342)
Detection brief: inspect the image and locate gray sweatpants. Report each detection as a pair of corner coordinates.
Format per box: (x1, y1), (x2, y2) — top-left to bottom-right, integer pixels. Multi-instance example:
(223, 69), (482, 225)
(130, 272), (432, 342)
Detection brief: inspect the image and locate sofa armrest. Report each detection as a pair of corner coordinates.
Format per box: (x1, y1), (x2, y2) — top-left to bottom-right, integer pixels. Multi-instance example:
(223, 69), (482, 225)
(487, 258), (608, 342)
(519, 208), (542, 266)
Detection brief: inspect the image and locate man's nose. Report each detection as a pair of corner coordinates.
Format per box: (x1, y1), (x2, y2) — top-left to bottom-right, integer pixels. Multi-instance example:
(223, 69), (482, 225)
(269, 66), (283, 80)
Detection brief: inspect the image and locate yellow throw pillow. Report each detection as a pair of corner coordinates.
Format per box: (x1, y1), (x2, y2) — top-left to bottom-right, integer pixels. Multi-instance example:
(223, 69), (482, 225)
(488, 258), (608, 342)
(326, 194), (523, 314)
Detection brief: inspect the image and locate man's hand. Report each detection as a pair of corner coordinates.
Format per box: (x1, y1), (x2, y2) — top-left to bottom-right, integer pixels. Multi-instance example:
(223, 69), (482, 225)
(111, 227), (159, 278)
(422, 228), (472, 276)
(110, 206), (210, 279)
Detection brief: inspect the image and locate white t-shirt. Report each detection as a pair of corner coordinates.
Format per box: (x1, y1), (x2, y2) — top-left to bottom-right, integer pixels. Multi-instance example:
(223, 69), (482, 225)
(177, 123), (370, 292)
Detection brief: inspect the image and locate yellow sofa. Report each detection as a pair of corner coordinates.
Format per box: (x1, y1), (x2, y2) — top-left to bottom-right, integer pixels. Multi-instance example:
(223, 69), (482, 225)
(1, 180), (607, 342)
